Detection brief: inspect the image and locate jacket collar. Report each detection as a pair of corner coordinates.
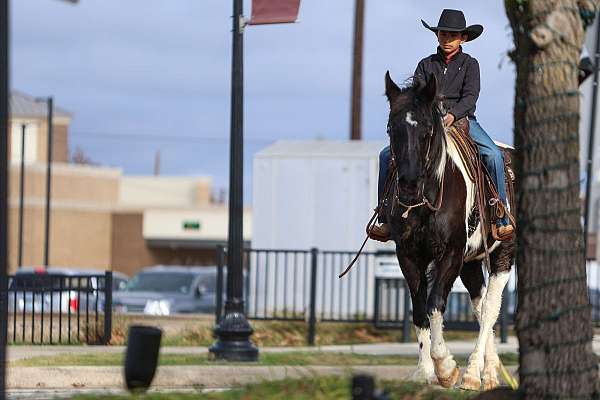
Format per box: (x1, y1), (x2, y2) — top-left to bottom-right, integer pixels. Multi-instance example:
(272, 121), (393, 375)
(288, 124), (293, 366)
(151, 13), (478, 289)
(436, 46), (463, 65)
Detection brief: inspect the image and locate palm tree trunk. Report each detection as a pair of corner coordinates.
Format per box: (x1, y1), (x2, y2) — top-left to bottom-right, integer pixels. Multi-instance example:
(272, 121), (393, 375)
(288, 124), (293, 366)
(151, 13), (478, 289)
(505, 0), (600, 398)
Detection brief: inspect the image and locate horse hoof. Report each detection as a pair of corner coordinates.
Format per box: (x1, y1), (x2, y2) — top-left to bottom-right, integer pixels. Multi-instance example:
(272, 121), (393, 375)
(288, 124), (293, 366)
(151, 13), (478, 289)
(461, 371), (481, 391)
(409, 368), (438, 384)
(483, 377), (500, 391)
(437, 366), (460, 388)
(482, 369), (500, 391)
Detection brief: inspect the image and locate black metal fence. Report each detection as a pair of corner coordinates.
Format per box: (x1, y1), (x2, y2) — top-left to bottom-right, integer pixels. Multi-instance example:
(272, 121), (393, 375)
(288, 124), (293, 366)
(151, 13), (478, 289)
(5, 271), (112, 345)
(215, 246), (516, 344)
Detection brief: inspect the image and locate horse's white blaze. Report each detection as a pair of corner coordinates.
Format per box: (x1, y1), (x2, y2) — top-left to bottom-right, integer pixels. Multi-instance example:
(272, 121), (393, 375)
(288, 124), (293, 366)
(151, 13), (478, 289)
(406, 112), (418, 127)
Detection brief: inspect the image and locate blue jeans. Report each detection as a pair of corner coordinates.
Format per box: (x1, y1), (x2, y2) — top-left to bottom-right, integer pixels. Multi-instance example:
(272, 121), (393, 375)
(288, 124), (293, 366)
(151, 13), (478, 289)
(469, 120), (509, 225)
(377, 119), (509, 225)
(378, 146), (391, 223)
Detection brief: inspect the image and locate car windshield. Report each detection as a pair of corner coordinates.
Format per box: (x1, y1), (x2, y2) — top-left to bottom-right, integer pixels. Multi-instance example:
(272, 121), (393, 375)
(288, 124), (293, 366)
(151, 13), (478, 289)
(10, 274), (62, 290)
(126, 272), (194, 294)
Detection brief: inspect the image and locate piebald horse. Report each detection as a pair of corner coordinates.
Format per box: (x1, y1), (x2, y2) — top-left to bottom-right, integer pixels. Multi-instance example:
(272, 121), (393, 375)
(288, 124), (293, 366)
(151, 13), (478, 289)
(383, 72), (514, 390)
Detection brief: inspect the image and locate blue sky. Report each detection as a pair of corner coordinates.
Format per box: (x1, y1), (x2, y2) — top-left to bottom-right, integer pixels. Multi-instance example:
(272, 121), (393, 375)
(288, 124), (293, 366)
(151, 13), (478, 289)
(11, 0), (515, 202)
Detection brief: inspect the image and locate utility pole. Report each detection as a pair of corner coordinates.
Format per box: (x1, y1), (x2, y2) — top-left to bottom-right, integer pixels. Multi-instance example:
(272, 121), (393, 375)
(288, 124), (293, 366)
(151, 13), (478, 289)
(209, 0), (258, 361)
(17, 124), (25, 268)
(350, 0), (365, 141)
(0, 1), (9, 397)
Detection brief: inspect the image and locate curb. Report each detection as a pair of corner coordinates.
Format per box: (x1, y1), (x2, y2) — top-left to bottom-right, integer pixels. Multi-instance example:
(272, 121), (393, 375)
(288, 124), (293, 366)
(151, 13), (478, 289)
(7, 365), (416, 390)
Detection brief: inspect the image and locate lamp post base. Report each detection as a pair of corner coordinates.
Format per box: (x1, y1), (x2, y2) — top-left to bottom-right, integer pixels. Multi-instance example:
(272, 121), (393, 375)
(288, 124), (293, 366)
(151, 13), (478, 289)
(209, 311), (258, 361)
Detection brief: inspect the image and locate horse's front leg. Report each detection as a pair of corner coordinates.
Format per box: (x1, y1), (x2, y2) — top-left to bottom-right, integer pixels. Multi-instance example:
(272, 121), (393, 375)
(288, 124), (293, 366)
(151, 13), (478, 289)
(397, 255), (437, 383)
(427, 251), (463, 388)
(462, 270), (510, 391)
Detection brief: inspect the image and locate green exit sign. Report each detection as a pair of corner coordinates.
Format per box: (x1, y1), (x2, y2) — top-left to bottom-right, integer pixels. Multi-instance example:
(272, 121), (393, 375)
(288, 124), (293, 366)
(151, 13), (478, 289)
(183, 220), (201, 231)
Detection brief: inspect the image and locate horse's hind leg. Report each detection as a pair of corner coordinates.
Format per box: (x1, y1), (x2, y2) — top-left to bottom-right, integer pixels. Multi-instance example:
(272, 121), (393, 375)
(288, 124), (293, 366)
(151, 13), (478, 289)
(481, 243), (514, 390)
(460, 260), (500, 391)
(461, 261), (510, 391)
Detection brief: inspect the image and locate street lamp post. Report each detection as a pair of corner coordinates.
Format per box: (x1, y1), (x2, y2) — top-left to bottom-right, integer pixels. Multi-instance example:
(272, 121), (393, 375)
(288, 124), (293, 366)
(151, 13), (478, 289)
(0, 1), (9, 397)
(209, 0), (258, 361)
(35, 97), (53, 269)
(17, 123), (25, 268)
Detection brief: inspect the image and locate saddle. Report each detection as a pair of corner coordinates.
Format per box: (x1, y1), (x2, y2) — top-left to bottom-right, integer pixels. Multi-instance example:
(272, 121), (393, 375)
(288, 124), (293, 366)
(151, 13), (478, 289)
(445, 118), (516, 237)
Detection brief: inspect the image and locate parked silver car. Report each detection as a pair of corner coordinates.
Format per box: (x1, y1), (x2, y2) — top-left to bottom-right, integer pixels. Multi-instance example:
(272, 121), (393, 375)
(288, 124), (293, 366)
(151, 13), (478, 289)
(112, 266), (219, 316)
(8, 267), (128, 314)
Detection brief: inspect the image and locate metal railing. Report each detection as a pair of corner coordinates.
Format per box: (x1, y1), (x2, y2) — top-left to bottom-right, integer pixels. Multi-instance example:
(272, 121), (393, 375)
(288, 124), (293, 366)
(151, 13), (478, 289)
(215, 246), (519, 344)
(6, 271), (112, 345)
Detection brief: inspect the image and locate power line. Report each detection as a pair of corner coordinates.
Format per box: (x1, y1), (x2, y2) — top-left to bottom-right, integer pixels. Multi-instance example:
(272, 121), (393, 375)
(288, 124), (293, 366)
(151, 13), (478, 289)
(69, 130), (277, 144)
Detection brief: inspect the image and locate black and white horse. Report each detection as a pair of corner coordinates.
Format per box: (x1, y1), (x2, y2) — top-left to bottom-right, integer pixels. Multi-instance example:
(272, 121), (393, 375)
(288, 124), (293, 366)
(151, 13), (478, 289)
(383, 72), (514, 390)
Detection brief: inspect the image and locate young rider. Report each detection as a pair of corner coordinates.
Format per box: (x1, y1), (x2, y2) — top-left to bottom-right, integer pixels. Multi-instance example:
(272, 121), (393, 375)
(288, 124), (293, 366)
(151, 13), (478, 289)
(370, 9), (514, 242)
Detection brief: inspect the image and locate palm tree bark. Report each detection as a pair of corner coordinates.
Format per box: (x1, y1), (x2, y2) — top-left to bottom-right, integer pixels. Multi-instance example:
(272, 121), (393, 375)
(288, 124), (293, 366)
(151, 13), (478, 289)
(505, 0), (600, 398)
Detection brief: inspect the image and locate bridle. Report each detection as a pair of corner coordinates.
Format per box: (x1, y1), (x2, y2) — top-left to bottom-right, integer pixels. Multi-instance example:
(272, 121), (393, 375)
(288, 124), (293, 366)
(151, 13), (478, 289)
(387, 109), (445, 219)
(337, 106), (447, 280)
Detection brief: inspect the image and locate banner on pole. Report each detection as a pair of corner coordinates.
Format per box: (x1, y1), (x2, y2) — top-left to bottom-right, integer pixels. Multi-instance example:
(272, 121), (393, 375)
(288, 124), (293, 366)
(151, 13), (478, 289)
(248, 0), (301, 25)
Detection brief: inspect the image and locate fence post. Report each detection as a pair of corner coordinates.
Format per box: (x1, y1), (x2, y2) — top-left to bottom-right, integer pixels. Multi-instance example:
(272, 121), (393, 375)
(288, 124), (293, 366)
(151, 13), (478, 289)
(373, 278), (380, 327)
(402, 280), (411, 343)
(103, 271), (113, 345)
(500, 287), (508, 344)
(307, 247), (318, 346)
(215, 245), (225, 324)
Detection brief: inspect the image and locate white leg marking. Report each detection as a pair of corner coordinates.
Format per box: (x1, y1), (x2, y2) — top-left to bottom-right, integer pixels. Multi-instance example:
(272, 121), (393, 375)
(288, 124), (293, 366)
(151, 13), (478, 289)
(429, 310), (459, 387)
(472, 272), (510, 373)
(411, 326), (436, 383)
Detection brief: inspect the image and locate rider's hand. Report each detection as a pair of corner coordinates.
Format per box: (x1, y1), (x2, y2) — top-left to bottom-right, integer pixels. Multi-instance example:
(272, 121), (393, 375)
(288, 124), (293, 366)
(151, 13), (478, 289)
(443, 113), (455, 127)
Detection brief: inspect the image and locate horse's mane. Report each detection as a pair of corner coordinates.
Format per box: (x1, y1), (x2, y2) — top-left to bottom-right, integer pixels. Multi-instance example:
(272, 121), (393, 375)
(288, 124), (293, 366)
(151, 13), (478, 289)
(389, 77), (445, 119)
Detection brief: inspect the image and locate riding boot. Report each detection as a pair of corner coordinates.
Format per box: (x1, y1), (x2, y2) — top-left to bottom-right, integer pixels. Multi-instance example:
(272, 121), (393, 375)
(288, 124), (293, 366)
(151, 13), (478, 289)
(369, 223), (391, 242)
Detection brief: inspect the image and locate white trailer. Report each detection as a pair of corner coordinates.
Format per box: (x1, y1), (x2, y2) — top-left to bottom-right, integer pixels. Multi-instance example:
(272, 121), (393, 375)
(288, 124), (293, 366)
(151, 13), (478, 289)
(251, 140), (390, 318)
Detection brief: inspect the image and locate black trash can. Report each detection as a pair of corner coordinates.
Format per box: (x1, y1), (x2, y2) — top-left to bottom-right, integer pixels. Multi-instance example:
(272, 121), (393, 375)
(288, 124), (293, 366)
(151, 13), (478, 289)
(124, 325), (162, 392)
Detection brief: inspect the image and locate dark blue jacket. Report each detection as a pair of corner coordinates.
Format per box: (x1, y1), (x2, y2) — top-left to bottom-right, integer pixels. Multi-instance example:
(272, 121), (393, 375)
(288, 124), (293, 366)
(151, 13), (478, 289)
(414, 46), (480, 120)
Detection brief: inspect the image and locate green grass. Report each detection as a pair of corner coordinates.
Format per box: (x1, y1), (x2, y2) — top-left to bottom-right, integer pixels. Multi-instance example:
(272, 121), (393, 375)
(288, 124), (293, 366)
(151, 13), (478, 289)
(10, 350), (519, 368)
(69, 376), (481, 399)
(108, 315), (484, 347)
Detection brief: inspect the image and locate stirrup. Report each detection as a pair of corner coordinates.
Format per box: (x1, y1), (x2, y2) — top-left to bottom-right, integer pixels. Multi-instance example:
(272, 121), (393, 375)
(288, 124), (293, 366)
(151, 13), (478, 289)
(491, 223), (514, 242)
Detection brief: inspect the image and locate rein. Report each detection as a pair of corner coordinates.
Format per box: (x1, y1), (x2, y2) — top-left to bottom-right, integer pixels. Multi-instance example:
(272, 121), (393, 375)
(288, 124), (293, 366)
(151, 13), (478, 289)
(338, 116), (445, 279)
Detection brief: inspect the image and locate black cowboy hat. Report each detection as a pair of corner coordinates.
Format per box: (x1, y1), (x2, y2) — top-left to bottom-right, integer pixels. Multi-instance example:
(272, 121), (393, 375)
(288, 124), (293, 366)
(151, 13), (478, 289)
(421, 9), (483, 42)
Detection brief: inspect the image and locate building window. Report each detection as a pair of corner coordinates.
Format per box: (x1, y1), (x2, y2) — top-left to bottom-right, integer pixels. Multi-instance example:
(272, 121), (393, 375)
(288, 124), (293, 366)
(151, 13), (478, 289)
(11, 122), (38, 163)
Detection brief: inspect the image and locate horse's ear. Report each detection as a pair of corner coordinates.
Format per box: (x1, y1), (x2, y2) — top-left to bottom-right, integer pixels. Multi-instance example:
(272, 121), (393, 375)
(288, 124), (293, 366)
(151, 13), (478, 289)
(385, 71), (401, 104)
(417, 73), (437, 104)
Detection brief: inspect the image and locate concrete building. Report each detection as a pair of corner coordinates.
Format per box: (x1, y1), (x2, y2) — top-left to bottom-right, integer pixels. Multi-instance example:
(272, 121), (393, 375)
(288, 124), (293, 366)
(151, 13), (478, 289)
(8, 91), (245, 276)
(113, 177), (251, 277)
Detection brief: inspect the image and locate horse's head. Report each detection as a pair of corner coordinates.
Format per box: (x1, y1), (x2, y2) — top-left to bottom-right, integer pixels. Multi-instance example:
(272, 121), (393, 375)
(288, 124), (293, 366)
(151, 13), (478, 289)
(384, 71), (445, 196)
